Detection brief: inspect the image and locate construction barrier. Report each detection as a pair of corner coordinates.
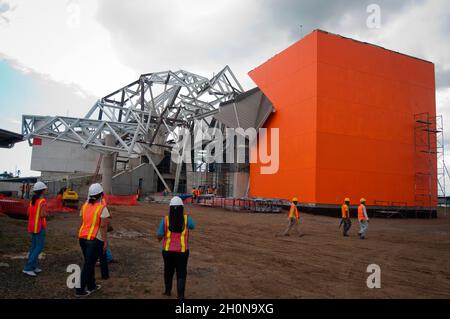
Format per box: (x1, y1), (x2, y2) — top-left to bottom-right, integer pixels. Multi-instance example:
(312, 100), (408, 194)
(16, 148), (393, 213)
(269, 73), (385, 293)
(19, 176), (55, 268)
(0, 197), (77, 218)
(0, 199), (28, 218)
(104, 194), (138, 206)
(46, 197), (77, 213)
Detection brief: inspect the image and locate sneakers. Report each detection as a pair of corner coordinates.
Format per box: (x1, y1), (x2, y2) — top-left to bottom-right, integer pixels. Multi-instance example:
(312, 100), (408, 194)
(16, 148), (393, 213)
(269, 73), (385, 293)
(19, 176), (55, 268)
(75, 290), (92, 298)
(87, 284), (102, 294)
(34, 268), (42, 273)
(22, 270), (37, 277)
(75, 285), (101, 298)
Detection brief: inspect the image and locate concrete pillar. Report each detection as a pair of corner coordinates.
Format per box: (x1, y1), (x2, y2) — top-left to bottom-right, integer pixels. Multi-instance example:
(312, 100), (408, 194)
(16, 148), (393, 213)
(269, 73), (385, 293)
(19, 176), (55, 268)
(102, 134), (114, 195)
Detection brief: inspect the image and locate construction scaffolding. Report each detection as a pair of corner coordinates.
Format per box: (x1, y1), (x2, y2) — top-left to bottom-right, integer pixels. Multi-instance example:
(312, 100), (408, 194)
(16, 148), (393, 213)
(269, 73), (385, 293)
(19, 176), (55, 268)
(414, 113), (443, 212)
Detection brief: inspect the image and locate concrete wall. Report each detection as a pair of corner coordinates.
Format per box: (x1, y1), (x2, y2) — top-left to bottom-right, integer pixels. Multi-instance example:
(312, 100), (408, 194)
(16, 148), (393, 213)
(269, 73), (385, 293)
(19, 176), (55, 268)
(31, 138), (99, 174)
(112, 163), (156, 196)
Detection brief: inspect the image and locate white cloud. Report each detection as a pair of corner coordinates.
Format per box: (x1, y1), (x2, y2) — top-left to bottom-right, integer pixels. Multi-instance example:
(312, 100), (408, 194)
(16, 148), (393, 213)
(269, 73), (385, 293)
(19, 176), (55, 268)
(324, 0), (450, 86)
(0, 0), (136, 97)
(96, 0), (293, 89)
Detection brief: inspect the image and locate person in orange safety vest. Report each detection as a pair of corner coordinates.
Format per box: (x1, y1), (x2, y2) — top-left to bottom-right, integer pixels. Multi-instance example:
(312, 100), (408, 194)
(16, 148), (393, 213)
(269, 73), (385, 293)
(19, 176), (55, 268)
(75, 183), (111, 297)
(341, 198), (352, 237)
(157, 196), (196, 299)
(282, 197), (302, 237)
(23, 181), (48, 277)
(358, 198), (369, 239)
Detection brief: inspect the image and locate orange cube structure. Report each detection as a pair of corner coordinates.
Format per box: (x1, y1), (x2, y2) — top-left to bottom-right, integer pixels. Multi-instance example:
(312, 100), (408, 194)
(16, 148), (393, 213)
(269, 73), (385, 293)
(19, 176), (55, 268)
(248, 30), (437, 208)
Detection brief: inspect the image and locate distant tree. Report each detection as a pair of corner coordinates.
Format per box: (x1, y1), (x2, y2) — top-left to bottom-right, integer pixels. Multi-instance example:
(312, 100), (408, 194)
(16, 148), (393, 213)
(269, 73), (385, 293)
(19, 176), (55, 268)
(0, 171), (14, 179)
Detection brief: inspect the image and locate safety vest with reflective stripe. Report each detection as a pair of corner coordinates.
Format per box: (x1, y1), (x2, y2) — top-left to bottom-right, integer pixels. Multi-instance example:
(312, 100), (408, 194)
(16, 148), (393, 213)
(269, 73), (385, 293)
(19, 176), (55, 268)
(163, 215), (189, 253)
(358, 204), (367, 221)
(78, 202), (105, 240)
(27, 198), (47, 234)
(341, 204), (350, 218)
(288, 204), (299, 219)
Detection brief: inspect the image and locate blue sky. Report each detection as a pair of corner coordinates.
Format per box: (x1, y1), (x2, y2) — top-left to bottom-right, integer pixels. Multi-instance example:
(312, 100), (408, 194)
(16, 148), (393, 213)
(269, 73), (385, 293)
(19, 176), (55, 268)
(0, 59), (35, 122)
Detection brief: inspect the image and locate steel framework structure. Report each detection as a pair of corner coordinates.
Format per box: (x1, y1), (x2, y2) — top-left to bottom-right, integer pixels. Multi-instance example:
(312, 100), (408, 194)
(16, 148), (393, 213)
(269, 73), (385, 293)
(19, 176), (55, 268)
(22, 66), (243, 192)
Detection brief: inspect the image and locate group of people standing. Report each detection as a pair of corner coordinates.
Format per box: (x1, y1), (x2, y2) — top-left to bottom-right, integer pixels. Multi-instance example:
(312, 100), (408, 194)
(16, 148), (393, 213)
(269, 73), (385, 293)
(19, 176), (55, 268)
(23, 181), (195, 299)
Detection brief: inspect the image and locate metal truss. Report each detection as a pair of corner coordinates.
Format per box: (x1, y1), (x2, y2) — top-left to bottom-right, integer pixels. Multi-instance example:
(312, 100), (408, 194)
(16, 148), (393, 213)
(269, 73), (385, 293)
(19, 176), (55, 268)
(22, 66), (243, 192)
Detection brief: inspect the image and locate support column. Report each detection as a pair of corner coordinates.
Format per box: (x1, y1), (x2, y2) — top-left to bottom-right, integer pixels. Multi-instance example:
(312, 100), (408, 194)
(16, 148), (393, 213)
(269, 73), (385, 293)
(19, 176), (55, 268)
(102, 134), (114, 195)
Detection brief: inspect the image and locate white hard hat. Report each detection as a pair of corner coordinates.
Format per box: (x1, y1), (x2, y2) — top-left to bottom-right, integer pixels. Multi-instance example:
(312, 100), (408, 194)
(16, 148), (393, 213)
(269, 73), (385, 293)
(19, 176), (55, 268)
(32, 181), (48, 192)
(169, 196), (184, 206)
(88, 183), (104, 197)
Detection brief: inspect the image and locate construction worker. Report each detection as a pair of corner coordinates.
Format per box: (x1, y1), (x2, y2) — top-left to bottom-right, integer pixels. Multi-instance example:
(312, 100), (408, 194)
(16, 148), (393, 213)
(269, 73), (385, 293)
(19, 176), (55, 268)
(23, 182), (48, 277)
(191, 187), (197, 202)
(358, 198), (369, 239)
(157, 196), (196, 299)
(75, 183), (111, 297)
(341, 198), (352, 237)
(282, 197), (302, 237)
(195, 187), (201, 203)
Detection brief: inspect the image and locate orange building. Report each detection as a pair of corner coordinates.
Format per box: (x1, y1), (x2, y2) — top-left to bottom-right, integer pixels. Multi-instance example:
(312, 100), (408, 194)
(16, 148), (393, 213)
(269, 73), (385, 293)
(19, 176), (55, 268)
(248, 30), (437, 208)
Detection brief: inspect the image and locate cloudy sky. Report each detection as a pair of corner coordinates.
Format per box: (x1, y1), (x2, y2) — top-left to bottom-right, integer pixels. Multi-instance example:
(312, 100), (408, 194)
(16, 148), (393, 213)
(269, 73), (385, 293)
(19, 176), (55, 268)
(0, 0), (449, 179)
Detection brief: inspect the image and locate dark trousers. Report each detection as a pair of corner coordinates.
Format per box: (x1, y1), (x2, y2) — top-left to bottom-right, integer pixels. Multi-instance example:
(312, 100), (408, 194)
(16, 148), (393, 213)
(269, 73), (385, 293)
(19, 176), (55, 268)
(77, 238), (102, 293)
(162, 250), (189, 298)
(343, 219), (352, 236)
(99, 249), (109, 279)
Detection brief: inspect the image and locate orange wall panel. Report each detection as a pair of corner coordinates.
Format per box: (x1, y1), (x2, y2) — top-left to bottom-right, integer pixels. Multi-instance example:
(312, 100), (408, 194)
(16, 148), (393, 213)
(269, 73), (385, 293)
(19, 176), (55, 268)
(248, 30), (436, 207)
(315, 31), (436, 206)
(248, 32), (318, 204)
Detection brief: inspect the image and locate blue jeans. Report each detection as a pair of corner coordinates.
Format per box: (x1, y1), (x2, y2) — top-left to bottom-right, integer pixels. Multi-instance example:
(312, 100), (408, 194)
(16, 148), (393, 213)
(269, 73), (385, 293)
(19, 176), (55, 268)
(24, 230), (46, 271)
(359, 220), (369, 237)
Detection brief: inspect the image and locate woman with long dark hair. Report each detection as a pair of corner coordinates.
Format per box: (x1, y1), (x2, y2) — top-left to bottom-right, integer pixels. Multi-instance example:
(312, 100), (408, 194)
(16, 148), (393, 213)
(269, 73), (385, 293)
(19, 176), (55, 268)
(157, 196), (196, 299)
(23, 181), (48, 277)
(75, 183), (111, 297)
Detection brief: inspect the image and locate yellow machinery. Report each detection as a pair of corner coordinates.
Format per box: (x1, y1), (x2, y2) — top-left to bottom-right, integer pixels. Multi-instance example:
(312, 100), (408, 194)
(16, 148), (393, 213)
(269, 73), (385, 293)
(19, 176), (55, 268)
(62, 188), (79, 209)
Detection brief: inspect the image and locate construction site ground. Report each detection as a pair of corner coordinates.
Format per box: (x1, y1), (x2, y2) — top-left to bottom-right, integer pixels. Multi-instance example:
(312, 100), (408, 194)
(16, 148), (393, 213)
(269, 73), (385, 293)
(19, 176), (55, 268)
(1, 203), (450, 299)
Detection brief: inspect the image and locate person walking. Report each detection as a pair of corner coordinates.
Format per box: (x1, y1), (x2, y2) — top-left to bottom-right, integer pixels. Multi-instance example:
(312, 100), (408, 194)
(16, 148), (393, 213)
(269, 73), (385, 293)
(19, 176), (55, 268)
(358, 198), (369, 239)
(157, 196), (196, 299)
(75, 183), (110, 297)
(282, 197), (302, 237)
(341, 198), (352, 237)
(23, 182), (48, 277)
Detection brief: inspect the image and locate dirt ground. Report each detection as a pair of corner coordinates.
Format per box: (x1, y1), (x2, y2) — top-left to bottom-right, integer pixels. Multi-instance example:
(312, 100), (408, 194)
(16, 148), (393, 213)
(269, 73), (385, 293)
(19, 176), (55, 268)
(1, 203), (450, 299)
